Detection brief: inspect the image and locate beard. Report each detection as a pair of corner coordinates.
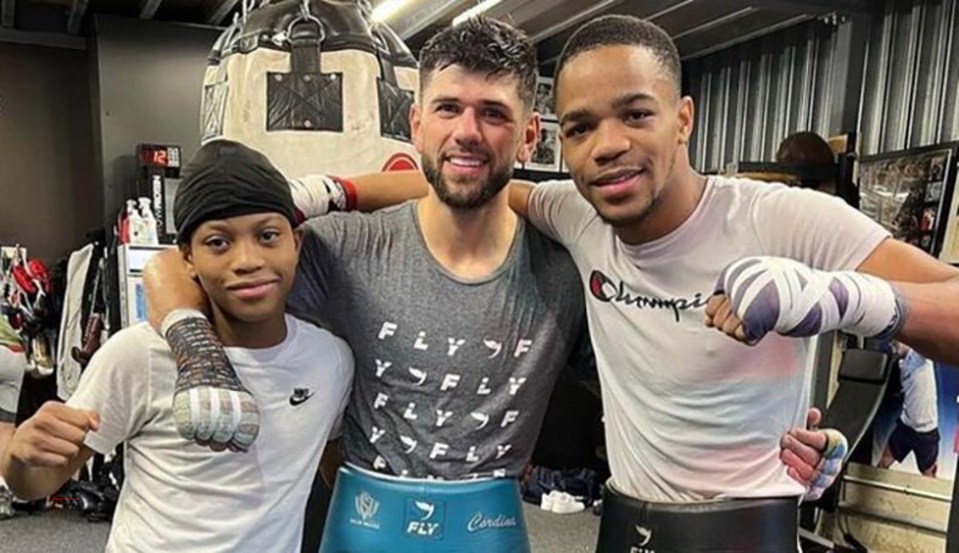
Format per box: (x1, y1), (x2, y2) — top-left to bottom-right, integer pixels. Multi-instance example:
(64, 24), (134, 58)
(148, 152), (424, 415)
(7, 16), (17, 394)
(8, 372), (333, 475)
(594, 189), (662, 228)
(422, 153), (512, 209)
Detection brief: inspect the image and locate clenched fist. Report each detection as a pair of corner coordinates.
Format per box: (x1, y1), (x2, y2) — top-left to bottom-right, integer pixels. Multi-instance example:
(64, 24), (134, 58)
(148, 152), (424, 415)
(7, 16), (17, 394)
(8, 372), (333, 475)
(7, 401), (100, 467)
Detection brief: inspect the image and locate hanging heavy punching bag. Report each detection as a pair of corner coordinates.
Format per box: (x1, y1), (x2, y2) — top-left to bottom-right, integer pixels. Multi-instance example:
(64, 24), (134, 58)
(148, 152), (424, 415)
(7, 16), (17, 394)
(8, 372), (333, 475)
(200, 0), (420, 180)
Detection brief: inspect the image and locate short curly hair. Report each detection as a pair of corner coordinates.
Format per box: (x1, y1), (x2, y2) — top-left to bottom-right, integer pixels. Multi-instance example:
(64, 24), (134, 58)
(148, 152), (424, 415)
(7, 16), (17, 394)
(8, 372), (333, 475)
(419, 17), (538, 111)
(555, 15), (681, 96)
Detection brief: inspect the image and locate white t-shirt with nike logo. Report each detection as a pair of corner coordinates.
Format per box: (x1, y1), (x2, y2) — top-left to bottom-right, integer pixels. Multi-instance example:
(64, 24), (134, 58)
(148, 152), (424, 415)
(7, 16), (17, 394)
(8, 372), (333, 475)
(68, 315), (353, 552)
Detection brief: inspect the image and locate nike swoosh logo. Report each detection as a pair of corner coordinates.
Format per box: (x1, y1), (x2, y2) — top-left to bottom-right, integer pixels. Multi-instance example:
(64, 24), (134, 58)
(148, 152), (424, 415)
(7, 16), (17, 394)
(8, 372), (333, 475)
(289, 393), (314, 406)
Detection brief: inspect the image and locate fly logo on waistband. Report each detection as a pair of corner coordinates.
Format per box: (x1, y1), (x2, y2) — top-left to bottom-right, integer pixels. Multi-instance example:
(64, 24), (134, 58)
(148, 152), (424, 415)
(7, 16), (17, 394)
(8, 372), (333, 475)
(630, 524), (654, 553)
(349, 491), (381, 530)
(405, 499), (445, 539)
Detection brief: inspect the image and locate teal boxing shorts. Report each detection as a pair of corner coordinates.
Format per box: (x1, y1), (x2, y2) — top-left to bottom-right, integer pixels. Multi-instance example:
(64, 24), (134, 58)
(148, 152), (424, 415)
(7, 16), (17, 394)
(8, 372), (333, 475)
(318, 464), (531, 553)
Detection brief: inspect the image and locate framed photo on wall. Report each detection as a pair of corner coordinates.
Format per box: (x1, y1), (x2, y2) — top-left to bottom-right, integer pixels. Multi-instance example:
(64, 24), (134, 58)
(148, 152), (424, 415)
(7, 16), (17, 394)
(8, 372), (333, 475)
(857, 144), (958, 258)
(534, 76), (555, 120)
(528, 120), (560, 172)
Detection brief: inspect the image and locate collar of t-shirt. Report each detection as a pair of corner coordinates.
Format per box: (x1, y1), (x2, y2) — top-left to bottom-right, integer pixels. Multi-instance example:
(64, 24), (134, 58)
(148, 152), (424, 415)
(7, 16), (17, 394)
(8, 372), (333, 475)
(617, 176), (716, 261)
(222, 314), (298, 366)
(409, 201), (527, 285)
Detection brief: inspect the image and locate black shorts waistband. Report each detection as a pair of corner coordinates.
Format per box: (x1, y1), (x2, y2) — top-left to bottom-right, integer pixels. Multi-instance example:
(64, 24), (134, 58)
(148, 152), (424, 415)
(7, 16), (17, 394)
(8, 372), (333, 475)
(596, 485), (799, 553)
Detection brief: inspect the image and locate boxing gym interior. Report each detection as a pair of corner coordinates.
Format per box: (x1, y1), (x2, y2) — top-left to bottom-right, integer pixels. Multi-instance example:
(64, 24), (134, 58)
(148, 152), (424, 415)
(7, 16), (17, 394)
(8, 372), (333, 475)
(0, 0), (958, 552)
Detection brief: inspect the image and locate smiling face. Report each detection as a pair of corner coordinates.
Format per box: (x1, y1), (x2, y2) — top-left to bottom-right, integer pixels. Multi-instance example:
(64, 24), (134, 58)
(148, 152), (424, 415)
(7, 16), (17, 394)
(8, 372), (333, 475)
(183, 212), (302, 325)
(556, 44), (694, 228)
(412, 64), (539, 209)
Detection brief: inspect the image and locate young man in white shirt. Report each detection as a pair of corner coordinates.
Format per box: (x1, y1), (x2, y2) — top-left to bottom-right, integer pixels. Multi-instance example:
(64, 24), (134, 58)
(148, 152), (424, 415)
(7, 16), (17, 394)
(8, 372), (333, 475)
(505, 15), (959, 552)
(0, 140), (353, 552)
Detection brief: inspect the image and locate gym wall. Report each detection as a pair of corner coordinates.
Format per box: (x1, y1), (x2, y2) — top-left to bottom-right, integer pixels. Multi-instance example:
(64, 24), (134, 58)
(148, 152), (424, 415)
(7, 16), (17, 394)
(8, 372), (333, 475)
(860, 0), (959, 156)
(91, 15), (219, 228)
(0, 42), (98, 261)
(685, 18), (844, 174)
(0, 15), (218, 262)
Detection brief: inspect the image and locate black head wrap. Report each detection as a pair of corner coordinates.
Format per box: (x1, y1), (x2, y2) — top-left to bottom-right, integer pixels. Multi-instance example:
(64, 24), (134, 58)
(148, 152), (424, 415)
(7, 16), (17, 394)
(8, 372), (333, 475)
(174, 140), (297, 244)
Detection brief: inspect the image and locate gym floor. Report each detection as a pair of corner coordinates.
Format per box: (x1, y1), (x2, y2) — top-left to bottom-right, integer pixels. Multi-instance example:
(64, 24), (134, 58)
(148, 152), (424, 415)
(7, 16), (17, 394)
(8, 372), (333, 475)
(0, 502), (600, 552)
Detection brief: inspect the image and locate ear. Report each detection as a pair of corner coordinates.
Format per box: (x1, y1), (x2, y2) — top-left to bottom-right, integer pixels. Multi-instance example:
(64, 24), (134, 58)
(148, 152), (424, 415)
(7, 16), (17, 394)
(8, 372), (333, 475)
(292, 227), (305, 256)
(677, 96), (695, 146)
(411, 102), (425, 154)
(179, 244), (197, 280)
(516, 111), (542, 164)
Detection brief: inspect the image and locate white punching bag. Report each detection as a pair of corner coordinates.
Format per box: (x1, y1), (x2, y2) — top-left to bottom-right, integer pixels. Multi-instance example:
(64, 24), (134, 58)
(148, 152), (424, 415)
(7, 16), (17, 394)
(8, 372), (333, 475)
(200, 0), (420, 179)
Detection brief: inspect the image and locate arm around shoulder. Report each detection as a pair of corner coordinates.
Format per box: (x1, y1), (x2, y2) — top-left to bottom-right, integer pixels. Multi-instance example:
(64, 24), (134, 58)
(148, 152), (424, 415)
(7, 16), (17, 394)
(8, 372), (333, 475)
(348, 170), (430, 212)
(143, 249), (209, 333)
(521, 179), (592, 245)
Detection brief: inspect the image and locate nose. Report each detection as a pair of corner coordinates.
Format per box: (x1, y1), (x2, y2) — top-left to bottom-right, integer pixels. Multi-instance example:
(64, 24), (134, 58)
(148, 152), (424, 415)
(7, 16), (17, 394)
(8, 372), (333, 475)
(231, 238), (265, 274)
(451, 107), (483, 145)
(591, 120), (630, 166)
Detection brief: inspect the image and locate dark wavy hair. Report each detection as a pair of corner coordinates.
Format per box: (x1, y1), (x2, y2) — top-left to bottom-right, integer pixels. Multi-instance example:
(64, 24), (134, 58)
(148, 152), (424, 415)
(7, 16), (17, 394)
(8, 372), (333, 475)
(419, 17), (538, 111)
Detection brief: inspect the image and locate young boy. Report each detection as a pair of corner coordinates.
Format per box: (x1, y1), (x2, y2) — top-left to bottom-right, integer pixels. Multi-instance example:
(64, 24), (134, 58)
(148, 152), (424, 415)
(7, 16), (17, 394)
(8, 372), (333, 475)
(0, 140), (353, 552)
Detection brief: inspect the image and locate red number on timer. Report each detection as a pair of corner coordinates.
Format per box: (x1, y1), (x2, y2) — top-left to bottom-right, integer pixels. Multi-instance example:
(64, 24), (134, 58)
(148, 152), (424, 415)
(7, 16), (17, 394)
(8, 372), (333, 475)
(154, 149), (168, 166)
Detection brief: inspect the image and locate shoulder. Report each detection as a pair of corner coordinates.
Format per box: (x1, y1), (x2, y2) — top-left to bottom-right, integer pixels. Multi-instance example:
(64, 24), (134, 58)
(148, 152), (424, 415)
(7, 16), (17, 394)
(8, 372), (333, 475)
(522, 222), (582, 287)
(92, 323), (164, 364)
(304, 202), (413, 239)
(530, 179), (585, 201)
(524, 220), (573, 258)
(287, 316), (354, 373)
(708, 175), (852, 218)
(711, 175), (843, 206)
(527, 178), (604, 243)
(707, 174), (788, 203)
(76, 323), (166, 391)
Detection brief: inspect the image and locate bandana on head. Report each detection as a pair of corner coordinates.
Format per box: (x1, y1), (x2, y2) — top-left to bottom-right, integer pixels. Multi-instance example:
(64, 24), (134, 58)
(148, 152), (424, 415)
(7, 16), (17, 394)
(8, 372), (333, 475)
(173, 140), (297, 244)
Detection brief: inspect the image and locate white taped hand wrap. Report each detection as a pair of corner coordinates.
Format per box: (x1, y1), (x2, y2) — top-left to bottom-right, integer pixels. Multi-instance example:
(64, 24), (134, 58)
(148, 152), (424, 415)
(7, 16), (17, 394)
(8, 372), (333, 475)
(288, 174), (347, 219)
(717, 257), (905, 344)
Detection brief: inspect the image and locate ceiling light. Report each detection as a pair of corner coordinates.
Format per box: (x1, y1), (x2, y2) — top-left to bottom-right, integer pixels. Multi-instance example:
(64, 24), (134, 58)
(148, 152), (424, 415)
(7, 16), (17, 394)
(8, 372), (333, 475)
(452, 0), (505, 25)
(371, 0), (413, 23)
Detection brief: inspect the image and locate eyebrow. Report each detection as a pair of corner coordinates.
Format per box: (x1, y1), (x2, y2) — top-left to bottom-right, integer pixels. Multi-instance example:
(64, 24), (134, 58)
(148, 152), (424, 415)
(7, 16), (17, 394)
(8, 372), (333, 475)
(202, 221), (231, 231)
(559, 92), (657, 127)
(429, 96), (511, 110)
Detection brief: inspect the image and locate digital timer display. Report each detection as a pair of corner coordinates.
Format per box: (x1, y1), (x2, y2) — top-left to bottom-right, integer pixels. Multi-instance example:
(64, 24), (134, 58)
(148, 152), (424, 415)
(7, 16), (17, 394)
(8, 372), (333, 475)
(137, 145), (181, 169)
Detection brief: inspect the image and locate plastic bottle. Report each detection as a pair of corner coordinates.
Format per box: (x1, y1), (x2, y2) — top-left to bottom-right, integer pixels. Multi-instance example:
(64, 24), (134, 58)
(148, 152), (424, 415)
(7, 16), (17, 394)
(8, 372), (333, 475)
(138, 197), (159, 245)
(127, 199), (146, 245)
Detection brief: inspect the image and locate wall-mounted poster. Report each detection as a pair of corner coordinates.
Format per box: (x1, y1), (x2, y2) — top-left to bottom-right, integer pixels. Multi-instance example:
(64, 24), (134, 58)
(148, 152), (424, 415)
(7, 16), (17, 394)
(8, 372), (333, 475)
(870, 347), (959, 481)
(857, 144), (957, 257)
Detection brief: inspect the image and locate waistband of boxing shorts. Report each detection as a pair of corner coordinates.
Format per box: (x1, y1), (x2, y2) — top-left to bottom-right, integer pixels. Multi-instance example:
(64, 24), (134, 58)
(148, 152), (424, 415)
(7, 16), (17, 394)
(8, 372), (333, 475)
(318, 465), (531, 553)
(596, 480), (799, 553)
